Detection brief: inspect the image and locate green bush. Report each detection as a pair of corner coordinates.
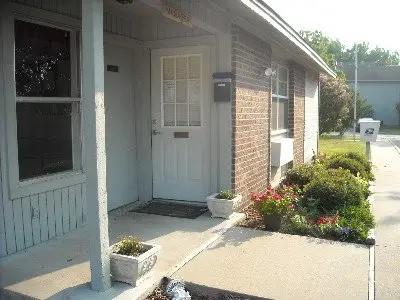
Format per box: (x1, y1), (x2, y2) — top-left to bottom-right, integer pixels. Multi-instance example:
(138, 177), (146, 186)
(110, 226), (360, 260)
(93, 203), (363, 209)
(112, 236), (144, 256)
(339, 200), (375, 241)
(283, 163), (325, 189)
(336, 152), (374, 180)
(324, 156), (368, 179)
(217, 190), (235, 200)
(303, 169), (365, 214)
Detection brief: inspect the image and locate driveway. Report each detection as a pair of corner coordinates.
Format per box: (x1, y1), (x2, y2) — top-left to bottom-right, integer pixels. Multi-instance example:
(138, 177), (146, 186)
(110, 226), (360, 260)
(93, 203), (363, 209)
(372, 138), (400, 299)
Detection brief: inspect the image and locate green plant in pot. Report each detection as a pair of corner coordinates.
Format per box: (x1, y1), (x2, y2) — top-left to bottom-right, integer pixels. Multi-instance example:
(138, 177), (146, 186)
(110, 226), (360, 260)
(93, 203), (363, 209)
(251, 187), (294, 231)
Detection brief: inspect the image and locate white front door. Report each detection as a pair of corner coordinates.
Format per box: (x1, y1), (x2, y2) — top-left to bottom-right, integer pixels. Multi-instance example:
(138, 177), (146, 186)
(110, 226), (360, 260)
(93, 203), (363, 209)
(151, 47), (211, 202)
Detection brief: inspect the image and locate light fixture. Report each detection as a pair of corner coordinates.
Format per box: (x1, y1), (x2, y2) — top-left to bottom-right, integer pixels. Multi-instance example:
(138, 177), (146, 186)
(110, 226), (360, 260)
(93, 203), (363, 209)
(264, 67), (275, 77)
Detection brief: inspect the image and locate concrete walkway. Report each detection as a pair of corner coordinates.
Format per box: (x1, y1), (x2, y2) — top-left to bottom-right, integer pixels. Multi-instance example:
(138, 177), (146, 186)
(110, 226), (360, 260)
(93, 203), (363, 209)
(372, 139), (400, 299)
(173, 227), (369, 299)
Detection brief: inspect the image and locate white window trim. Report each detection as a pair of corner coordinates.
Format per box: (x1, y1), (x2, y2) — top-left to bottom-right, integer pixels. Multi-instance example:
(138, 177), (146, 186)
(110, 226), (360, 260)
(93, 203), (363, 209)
(271, 63), (289, 134)
(160, 54), (203, 128)
(3, 14), (85, 199)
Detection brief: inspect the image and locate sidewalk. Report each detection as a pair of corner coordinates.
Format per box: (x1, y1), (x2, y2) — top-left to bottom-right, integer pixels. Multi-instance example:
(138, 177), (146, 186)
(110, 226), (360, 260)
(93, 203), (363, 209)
(172, 228), (369, 299)
(372, 140), (400, 299)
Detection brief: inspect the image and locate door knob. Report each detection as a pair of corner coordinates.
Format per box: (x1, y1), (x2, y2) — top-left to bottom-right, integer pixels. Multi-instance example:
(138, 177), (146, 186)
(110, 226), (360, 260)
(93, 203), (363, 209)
(152, 129), (161, 135)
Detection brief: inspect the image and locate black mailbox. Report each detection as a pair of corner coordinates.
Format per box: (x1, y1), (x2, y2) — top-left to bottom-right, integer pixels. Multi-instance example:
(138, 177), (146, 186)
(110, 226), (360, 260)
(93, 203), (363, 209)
(213, 72), (232, 102)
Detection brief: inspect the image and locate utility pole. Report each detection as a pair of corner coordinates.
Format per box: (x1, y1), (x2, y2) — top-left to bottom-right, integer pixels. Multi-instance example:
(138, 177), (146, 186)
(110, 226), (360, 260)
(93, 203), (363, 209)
(353, 44), (358, 141)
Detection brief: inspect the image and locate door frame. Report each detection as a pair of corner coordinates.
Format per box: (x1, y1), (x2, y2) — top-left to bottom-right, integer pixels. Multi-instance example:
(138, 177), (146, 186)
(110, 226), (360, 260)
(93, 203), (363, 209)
(150, 45), (213, 202)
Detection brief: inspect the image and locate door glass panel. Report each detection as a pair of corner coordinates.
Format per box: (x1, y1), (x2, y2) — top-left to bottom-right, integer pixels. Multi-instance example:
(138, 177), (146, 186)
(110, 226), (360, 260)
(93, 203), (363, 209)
(176, 80), (187, 103)
(176, 104), (188, 126)
(163, 81), (175, 103)
(278, 67), (288, 82)
(278, 100), (289, 130)
(163, 104), (175, 126)
(163, 58), (175, 80)
(278, 81), (288, 97)
(15, 20), (71, 97)
(188, 80), (200, 104)
(188, 56), (200, 79)
(176, 57), (187, 80)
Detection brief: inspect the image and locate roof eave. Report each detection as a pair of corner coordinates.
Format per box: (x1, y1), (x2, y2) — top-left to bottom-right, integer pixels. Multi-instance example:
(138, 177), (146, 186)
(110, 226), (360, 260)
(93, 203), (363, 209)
(241, 0), (336, 77)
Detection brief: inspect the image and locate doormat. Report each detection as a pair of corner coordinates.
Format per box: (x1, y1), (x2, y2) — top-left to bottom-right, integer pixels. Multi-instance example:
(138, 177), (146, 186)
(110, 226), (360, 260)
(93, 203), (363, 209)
(131, 201), (208, 219)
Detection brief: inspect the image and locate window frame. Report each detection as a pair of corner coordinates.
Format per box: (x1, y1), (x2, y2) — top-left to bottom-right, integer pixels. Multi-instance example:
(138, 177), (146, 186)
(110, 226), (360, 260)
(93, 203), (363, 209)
(271, 63), (289, 135)
(160, 54), (203, 128)
(3, 14), (85, 199)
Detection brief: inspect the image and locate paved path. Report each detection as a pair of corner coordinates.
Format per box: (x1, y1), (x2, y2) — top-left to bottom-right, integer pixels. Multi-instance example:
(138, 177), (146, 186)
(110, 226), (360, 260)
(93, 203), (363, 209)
(173, 228), (369, 299)
(372, 139), (400, 299)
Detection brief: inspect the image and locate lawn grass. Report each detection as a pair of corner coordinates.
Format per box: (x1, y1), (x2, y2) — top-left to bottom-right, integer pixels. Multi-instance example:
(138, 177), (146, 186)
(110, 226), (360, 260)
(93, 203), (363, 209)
(319, 135), (366, 156)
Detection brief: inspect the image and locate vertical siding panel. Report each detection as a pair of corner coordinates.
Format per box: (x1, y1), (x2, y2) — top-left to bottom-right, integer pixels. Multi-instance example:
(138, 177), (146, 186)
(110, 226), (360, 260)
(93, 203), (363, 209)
(38, 193), (48, 241)
(54, 189), (63, 236)
(68, 186), (77, 230)
(61, 188), (70, 233)
(12, 199), (25, 251)
(30, 195), (41, 245)
(46, 190), (56, 239)
(21, 196), (33, 248)
(4, 198), (16, 254)
(75, 184), (83, 227)
(82, 183), (87, 224)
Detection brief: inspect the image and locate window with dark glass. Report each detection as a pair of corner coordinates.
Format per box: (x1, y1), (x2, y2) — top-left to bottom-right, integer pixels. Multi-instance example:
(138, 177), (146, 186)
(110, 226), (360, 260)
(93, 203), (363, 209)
(14, 20), (80, 180)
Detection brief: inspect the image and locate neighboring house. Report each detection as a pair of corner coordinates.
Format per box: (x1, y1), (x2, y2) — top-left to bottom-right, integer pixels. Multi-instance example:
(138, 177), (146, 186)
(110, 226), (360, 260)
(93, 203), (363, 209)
(342, 64), (400, 126)
(0, 0), (334, 290)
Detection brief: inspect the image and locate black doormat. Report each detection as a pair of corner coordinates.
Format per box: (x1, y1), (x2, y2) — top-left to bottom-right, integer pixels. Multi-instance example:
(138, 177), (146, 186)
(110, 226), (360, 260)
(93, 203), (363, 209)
(131, 201), (208, 219)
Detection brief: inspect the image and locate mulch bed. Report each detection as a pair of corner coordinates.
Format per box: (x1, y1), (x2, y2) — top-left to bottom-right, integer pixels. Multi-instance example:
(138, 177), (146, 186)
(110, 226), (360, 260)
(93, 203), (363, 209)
(237, 205), (264, 230)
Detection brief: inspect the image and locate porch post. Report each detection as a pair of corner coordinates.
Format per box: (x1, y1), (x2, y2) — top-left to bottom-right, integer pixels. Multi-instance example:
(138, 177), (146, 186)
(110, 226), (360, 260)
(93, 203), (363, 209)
(81, 0), (111, 292)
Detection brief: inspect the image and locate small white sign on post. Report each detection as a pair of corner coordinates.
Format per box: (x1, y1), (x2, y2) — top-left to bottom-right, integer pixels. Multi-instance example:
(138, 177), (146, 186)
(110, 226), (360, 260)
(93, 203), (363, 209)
(358, 118), (381, 160)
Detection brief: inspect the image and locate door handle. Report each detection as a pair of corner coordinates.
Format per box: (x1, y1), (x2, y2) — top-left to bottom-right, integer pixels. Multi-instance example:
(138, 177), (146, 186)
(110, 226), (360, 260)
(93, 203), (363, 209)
(152, 129), (161, 135)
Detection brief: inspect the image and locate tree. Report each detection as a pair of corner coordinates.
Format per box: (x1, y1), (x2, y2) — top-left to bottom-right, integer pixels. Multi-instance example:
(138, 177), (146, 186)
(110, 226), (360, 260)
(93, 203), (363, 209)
(319, 74), (353, 134)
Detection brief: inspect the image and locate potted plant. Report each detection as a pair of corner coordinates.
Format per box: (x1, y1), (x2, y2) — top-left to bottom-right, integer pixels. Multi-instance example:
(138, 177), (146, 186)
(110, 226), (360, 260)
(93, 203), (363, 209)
(206, 190), (242, 219)
(110, 236), (161, 286)
(251, 187), (294, 231)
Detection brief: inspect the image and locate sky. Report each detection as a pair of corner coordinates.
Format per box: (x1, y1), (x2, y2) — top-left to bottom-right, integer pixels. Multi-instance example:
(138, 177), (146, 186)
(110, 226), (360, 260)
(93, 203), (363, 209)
(265, 0), (400, 52)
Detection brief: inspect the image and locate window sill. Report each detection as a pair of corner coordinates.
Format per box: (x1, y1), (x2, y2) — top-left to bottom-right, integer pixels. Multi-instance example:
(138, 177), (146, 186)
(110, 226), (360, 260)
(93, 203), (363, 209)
(10, 170), (86, 200)
(271, 129), (289, 136)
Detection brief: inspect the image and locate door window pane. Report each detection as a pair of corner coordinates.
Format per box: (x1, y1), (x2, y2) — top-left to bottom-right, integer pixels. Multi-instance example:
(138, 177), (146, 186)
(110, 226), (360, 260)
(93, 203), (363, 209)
(161, 55), (202, 127)
(17, 103), (74, 180)
(272, 97), (278, 131)
(15, 20), (71, 97)
(278, 99), (288, 130)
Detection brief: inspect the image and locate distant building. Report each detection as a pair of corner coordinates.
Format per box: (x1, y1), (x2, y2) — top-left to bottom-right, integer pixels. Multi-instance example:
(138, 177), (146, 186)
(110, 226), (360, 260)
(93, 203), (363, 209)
(342, 64), (400, 126)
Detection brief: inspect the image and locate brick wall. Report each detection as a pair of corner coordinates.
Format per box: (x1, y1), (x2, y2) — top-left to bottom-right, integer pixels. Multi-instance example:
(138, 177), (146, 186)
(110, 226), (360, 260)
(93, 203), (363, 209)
(288, 63), (306, 165)
(231, 25), (271, 202)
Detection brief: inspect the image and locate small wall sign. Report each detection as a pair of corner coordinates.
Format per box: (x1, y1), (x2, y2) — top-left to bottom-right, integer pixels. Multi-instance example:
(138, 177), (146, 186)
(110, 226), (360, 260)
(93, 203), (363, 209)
(107, 65), (119, 73)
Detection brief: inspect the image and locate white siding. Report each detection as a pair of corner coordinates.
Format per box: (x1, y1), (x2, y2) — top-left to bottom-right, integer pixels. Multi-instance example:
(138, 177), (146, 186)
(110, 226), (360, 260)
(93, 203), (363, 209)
(304, 72), (319, 162)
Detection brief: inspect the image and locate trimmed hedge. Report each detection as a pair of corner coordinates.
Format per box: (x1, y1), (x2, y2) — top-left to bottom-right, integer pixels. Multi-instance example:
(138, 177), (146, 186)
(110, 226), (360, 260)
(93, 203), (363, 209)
(332, 152), (374, 180)
(282, 163), (325, 189)
(324, 156), (368, 179)
(303, 168), (365, 214)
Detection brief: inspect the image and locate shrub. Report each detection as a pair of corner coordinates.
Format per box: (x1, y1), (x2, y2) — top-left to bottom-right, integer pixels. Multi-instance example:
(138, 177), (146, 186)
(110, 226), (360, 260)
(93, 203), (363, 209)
(112, 236), (144, 256)
(339, 200), (375, 241)
(324, 156), (368, 179)
(216, 190), (235, 200)
(283, 163), (325, 189)
(303, 169), (365, 214)
(336, 152), (374, 180)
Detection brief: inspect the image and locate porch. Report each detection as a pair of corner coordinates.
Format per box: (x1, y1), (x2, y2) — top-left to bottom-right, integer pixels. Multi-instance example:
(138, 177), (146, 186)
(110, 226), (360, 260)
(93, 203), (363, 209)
(0, 210), (244, 299)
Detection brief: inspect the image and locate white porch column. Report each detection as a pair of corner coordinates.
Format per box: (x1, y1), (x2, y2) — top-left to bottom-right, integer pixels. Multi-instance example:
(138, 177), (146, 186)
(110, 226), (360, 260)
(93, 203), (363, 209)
(82, 0), (111, 292)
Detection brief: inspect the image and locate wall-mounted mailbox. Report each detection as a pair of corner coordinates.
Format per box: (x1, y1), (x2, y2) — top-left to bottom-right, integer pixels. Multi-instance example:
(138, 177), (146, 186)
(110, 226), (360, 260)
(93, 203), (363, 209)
(213, 72), (232, 102)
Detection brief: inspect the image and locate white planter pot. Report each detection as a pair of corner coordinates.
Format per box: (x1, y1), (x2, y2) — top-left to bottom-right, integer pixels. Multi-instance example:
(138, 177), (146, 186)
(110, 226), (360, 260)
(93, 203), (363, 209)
(110, 242), (161, 286)
(206, 193), (242, 219)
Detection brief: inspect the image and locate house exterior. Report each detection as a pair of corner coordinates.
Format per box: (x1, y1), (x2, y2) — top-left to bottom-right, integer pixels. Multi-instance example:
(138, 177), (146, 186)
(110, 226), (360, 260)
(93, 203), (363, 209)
(342, 64), (400, 126)
(0, 0), (334, 291)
